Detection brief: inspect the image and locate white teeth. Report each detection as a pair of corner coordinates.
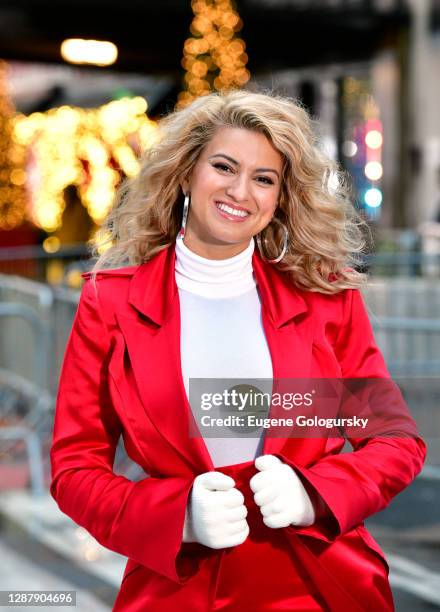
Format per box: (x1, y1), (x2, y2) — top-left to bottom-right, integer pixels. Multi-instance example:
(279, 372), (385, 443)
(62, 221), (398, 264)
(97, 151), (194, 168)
(216, 202), (249, 218)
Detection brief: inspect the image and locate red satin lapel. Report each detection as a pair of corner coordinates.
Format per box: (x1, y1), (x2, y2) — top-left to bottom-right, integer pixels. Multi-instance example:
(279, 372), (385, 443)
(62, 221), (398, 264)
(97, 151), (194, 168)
(114, 306), (213, 474)
(261, 307), (315, 457)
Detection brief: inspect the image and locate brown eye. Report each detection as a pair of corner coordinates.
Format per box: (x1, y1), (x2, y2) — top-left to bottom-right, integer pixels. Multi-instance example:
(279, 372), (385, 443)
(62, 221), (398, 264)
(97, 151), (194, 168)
(256, 176), (274, 185)
(213, 163), (233, 173)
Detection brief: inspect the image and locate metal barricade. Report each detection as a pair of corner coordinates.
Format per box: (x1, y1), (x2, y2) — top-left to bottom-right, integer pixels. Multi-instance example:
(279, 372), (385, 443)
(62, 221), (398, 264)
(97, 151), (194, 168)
(372, 317), (440, 376)
(0, 275), (146, 492)
(0, 275), (53, 392)
(0, 301), (53, 498)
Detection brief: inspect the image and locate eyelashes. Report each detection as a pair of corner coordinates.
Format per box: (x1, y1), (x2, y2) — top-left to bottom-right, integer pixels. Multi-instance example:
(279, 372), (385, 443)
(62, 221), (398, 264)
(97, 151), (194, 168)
(213, 162), (232, 172)
(257, 176), (274, 185)
(212, 162), (274, 185)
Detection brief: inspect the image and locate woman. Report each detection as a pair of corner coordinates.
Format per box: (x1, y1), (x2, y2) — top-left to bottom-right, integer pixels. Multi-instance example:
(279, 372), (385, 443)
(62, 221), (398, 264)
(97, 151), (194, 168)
(50, 90), (426, 611)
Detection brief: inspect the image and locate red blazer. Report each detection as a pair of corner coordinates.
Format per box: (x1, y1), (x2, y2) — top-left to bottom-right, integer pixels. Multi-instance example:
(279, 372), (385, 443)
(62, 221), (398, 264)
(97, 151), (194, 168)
(50, 243), (426, 611)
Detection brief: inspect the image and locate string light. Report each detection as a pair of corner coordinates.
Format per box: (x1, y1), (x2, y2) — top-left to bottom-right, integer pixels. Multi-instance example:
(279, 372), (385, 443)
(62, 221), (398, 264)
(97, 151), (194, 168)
(10, 97), (158, 233)
(0, 60), (27, 230)
(178, 0), (250, 108)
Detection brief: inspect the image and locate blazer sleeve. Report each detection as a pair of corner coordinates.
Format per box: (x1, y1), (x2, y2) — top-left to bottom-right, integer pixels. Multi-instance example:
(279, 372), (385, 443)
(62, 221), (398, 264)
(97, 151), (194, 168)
(50, 278), (195, 584)
(279, 288), (427, 542)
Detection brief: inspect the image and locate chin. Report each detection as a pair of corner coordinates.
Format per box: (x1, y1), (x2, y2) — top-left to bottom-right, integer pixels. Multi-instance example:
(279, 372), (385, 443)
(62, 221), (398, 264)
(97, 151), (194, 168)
(205, 222), (251, 244)
(209, 230), (253, 246)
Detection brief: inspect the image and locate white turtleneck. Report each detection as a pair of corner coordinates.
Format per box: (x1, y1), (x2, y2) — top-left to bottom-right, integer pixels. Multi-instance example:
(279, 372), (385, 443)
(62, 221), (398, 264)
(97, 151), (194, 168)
(175, 234), (273, 467)
(175, 234), (257, 298)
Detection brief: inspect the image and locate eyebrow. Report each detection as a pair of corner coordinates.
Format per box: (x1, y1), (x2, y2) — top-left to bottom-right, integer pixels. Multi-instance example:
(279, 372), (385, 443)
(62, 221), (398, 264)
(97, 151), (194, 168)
(208, 153), (280, 179)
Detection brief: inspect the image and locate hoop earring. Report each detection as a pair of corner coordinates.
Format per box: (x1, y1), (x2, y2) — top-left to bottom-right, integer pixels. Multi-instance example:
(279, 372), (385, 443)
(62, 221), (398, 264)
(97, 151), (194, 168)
(180, 193), (190, 237)
(256, 216), (289, 264)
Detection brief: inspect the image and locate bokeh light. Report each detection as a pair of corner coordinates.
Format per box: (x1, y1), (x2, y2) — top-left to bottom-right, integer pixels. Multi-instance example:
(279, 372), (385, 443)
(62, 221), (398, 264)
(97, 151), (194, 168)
(8, 97), (157, 232)
(365, 129), (383, 149)
(364, 161), (383, 181)
(342, 140), (358, 157)
(178, 0), (250, 108)
(61, 39), (118, 67)
(364, 187), (383, 208)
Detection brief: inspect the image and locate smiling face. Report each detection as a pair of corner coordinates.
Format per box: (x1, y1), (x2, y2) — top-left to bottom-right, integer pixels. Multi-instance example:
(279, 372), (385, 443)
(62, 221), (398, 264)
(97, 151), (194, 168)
(180, 126), (284, 259)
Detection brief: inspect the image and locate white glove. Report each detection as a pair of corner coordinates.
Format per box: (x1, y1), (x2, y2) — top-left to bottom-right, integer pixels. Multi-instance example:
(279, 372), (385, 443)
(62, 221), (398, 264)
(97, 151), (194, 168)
(182, 471), (249, 549)
(250, 455), (316, 529)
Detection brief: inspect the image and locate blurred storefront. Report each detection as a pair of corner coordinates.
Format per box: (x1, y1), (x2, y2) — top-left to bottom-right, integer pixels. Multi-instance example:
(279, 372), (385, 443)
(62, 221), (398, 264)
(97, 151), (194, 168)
(0, 0), (439, 284)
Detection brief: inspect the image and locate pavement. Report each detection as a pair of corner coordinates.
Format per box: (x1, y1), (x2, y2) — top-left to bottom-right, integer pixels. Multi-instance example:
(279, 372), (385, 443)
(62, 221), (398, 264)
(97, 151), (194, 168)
(367, 469), (440, 609)
(0, 539), (110, 612)
(0, 490), (123, 610)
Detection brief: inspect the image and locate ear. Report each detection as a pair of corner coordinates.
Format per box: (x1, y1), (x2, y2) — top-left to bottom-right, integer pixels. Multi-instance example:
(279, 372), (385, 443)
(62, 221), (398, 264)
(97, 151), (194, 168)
(180, 174), (191, 196)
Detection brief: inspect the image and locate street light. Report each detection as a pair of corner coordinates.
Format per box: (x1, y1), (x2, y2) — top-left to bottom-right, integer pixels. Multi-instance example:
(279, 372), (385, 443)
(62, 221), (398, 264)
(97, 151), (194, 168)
(60, 39), (118, 67)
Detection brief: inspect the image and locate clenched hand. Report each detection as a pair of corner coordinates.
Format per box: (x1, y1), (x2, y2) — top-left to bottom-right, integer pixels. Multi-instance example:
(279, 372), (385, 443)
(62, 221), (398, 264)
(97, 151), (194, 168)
(182, 471), (249, 549)
(250, 455), (316, 529)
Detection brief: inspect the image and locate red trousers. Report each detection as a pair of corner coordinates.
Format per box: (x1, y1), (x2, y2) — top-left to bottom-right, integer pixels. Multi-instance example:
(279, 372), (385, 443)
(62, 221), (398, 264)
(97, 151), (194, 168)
(211, 461), (325, 611)
(114, 460), (326, 611)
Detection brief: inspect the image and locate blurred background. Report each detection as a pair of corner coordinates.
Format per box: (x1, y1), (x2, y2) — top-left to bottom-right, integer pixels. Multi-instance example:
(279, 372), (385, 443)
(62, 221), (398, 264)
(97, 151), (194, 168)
(0, 0), (439, 609)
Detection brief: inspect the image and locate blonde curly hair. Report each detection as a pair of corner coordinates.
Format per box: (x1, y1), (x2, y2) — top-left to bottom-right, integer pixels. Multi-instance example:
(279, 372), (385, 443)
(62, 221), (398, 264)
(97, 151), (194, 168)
(89, 88), (369, 293)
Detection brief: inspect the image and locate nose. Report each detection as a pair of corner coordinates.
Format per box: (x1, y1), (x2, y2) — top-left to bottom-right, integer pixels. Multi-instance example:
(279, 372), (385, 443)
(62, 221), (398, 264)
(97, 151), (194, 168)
(225, 172), (250, 202)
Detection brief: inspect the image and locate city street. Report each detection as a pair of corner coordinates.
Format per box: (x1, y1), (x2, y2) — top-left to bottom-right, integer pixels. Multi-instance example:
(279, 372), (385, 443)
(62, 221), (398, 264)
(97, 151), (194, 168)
(0, 0), (440, 610)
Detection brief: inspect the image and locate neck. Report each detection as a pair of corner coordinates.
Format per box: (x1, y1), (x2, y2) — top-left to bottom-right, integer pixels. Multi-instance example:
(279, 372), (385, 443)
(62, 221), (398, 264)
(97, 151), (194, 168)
(174, 234), (256, 299)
